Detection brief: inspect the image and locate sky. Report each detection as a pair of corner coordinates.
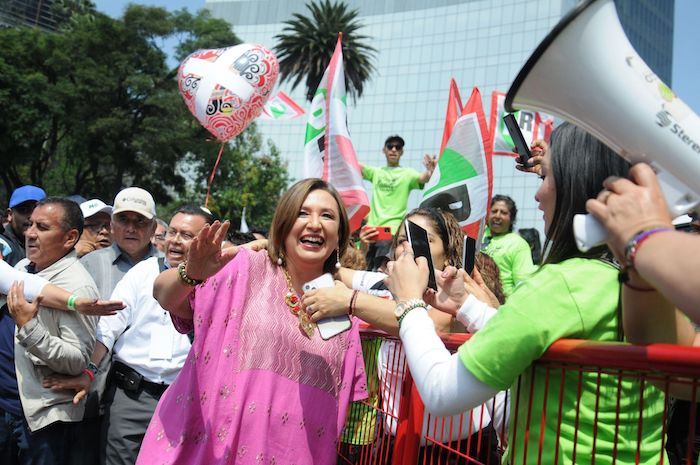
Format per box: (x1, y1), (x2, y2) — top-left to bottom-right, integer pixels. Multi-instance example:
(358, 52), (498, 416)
(94, 0), (700, 114)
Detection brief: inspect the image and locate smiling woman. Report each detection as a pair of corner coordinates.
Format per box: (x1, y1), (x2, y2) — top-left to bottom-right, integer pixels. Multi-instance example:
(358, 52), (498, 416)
(138, 178), (367, 465)
(482, 194), (536, 296)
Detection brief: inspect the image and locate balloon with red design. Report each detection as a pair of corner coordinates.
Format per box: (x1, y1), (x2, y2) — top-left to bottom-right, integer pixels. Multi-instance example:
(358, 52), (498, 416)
(178, 44), (279, 142)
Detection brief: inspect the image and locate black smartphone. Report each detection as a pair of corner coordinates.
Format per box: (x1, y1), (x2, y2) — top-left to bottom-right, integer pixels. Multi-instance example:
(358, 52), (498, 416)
(503, 113), (531, 165)
(462, 236), (476, 275)
(405, 220), (437, 291)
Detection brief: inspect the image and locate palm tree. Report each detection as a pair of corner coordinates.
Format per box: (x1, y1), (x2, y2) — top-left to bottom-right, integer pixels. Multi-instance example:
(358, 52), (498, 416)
(274, 0), (376, 102)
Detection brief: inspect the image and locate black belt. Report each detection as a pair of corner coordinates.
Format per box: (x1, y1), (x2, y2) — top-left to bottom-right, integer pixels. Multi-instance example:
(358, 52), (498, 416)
(111, 361), (169, 397)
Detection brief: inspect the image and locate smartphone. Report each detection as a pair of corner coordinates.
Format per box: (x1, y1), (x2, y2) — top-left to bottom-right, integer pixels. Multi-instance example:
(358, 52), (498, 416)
(363, 225), (392, 241)
(405, 220), (437, 291)
(462, 236), (476, 275)
(503, 113), (532, 165)
(303, 273), (352, 340)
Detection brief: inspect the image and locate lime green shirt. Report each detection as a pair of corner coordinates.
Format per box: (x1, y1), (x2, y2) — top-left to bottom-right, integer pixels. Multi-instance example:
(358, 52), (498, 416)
(482, 229), (536, 296)
(362, 165), (422, 233)
(459, 258), (665, 465)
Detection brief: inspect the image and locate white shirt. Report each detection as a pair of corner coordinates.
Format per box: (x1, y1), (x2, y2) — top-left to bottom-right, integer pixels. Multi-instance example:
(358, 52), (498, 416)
(351, 270), (502, 445)
(97, 257), (191, 384)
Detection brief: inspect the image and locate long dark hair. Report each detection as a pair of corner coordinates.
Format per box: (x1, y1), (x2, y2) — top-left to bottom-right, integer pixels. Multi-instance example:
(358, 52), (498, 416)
(542, 122), (630, 265)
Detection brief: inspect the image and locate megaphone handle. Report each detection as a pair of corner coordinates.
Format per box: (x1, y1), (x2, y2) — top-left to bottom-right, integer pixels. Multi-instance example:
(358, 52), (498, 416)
(573, 213), (608, 252)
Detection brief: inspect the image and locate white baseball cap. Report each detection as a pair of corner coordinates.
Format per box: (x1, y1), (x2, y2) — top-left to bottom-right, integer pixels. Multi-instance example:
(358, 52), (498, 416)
(112, 187), (156, 220)
(80, 199), (113, 219)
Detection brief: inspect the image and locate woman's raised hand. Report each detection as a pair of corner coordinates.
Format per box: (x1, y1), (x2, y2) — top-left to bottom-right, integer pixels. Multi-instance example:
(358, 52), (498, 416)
(515, 139), (547, 176)
(425, 266), (469, 316)
(385, 244), (429, 302)
(185, 221), (238, 281)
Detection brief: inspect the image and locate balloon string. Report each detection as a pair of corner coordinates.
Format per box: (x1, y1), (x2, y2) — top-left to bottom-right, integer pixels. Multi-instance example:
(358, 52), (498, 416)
(205, 142), (226, 208)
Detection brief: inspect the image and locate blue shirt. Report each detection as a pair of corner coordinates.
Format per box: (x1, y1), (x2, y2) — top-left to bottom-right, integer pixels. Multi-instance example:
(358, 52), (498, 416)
(0, 306), (22, 416)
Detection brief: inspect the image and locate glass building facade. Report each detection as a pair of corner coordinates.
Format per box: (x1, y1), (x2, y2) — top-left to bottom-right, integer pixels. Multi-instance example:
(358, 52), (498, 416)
(204, 0), (674, 236)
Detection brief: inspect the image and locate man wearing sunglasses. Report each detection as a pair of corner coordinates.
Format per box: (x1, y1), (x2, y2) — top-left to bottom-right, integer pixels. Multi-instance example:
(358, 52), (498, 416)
(75, 199), (114, 258)
(1, 185), (47, 266)
(360, 136), (437, 268)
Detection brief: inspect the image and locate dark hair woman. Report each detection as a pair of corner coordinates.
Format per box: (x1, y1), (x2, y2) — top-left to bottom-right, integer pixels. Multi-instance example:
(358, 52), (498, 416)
(385, 122), (666, 464)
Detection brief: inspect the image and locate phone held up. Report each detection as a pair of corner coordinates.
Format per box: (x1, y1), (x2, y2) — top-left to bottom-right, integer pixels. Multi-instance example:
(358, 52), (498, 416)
(503, 113), (532, 166)
(303, 273), (352, 340)
(405, 220), (437, 291)
(363, 225), (392, 241)
(462, 236), (476, 275)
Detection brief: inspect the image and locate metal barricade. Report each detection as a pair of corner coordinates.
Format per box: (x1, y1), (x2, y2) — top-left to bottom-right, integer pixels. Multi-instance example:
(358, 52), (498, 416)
(338, 329), (700, 465)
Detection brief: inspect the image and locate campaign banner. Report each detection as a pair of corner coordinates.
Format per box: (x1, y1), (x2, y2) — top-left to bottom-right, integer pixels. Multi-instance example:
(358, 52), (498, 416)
(489, 91), (555, 156)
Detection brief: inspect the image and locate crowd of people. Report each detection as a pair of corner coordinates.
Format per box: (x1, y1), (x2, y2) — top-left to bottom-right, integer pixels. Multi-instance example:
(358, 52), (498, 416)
(1, 125), (699, 465)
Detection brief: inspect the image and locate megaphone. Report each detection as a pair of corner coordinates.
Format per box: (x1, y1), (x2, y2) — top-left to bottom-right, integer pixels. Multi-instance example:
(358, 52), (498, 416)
(506, 0), (700, 251)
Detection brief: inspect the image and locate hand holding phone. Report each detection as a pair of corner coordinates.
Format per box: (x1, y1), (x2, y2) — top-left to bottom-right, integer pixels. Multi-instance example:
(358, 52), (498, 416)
(362, 225), (392, 242)
(405, 220), (437, 291)
(303, 273), (352, 340)
(503, 114), (532, 165)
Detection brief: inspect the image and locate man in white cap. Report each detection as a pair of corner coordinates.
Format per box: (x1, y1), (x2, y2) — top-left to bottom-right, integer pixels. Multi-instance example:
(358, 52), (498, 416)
(80, 188), (158, 299)
(76, 199), (113, 258)
(74, 187), (159, 465)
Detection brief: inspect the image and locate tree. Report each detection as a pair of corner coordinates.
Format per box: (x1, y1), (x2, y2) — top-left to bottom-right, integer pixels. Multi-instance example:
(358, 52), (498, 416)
(0, 4), (290, 213)
(274, 0), (376, 102)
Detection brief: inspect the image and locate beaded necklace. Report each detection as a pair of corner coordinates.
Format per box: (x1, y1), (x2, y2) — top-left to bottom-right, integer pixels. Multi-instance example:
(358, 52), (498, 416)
(282, 266), (316, 338)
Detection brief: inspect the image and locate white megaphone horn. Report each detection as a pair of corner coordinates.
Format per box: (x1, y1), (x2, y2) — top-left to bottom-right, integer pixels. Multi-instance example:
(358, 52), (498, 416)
(506, 0), (700, 251)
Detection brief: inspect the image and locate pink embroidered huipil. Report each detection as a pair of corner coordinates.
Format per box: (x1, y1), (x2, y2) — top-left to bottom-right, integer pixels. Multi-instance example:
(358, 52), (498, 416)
(136, 249), (367, 465)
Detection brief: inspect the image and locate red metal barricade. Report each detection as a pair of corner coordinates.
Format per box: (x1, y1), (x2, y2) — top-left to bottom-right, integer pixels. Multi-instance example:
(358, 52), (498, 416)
(337, 329), (700, 465)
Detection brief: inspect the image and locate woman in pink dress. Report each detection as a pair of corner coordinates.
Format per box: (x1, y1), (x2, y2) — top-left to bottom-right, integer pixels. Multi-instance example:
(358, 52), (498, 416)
(137, 179), (367, 465)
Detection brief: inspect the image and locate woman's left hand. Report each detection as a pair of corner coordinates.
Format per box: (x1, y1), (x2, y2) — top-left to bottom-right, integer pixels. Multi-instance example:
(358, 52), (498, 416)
(7, 281), (41, 328)
(385, 244), (429, 302)
(425, 266), (470, 316)
(302, 281), (353, 322)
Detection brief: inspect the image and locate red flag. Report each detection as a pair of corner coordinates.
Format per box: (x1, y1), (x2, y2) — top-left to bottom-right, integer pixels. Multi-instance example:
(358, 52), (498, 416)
(439, 79), (463, 157)
(303, 34), (369, 232)
(462, 88), (493, 239)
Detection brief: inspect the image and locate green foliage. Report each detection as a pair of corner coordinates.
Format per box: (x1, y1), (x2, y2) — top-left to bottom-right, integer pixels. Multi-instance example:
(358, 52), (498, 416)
(0, 5), (290, 219)
(274, 0), (376, 102)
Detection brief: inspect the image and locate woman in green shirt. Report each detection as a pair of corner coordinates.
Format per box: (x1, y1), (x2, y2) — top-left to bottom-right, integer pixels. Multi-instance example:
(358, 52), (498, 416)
(385, 122), (667, 464)
(482, 194), (536, 296)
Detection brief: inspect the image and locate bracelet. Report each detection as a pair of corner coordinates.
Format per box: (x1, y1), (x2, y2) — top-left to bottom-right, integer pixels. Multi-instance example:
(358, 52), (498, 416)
(348, 290), (359, 316)
(623, 227), (674, 267)
(177, 261), (203, 286)
(83, 368), (95, 382)
(66, 294), (77, 311)
(87, 361), (99, 375)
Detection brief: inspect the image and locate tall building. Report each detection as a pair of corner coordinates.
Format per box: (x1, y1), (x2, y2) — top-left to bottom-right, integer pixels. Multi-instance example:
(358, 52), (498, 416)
(204, 0), (674, 235)
(0, 0), (58, 30)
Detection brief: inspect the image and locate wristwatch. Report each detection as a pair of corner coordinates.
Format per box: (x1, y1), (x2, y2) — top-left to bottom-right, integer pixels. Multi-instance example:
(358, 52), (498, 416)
(394, 299), (426, 327)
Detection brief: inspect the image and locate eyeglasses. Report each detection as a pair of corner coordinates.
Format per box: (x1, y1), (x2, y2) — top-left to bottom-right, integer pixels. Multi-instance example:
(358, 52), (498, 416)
(386, 143), (403, 151)
(165, 229), (195, 242)
(84, 221), (110, 233)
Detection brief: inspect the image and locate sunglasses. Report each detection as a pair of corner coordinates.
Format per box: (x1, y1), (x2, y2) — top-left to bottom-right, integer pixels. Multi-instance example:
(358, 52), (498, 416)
(386, 143), (403, 151)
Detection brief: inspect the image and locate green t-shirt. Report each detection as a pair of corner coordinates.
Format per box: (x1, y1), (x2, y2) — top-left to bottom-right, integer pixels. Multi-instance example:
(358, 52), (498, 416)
(459, 258), (665, 465)
(482, 229), (536, 296)
(362, 165), (422, 233)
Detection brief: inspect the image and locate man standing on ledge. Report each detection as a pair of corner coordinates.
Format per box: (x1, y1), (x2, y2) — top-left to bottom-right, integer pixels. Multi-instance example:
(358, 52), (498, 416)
(360, 135), (436, 269)
(361, 135), (436, 233)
